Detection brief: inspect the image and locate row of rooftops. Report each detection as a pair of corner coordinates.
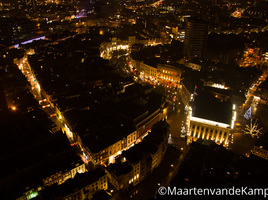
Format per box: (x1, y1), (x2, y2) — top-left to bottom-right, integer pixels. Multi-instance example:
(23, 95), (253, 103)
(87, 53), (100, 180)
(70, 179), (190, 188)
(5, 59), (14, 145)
(130, 41), (262, 97)
(131, 47), (235, 125)
(38, 168), (107, 200)
(62, 84), (164, 153)
(27, 34), (166, 154)
(107, 120), (169, 176)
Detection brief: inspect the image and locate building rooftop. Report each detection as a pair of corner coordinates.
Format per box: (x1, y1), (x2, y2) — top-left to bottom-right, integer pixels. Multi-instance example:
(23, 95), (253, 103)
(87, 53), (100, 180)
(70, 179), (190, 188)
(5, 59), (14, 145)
(122, 141), (158, 165)
(106, 162), (133, 177)
(39, 147), (83, 179)
(143, 120), (169, 146)
(191, 86), (232, 125)
(68, 108), (135, 153)
(62, 84), (164, 153)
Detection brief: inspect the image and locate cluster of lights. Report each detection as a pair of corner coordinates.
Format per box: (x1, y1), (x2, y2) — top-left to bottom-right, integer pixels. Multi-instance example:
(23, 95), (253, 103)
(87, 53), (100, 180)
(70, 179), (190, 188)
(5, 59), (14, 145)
(129, 174), (140, 184)
(204, 82), (229, 90)
(191, 116), (230, 129)
(63, 124), (73, 139)
(211, 83), (229, 90)
(231, 9), (242, 18)
(160, 76), (178, 82)
(243, 119), (263, 138)
(264, 52), (268, 60)
(231, 104), (236, 129)
(100, 44), (129, 59)
(186, 106), (191, 135)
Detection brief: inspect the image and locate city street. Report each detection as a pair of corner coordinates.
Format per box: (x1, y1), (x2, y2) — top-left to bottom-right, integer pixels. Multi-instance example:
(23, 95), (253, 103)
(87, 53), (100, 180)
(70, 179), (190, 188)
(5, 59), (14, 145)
(3, 0), (268, 199)
(18, 57), (62, 130)
(105, 52), (191, 199)
(166, 102), (187, 148)
(14, 29), (268, 200)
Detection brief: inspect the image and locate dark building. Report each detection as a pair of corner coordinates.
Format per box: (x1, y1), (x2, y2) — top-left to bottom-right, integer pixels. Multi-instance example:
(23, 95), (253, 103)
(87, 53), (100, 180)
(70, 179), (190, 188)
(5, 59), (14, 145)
(105, 162), (133, 191)
(0, 66), (8, 113)
(169, 140), (268, 191)
(0, 17), (36, 46)
(183, 17), (208, 60)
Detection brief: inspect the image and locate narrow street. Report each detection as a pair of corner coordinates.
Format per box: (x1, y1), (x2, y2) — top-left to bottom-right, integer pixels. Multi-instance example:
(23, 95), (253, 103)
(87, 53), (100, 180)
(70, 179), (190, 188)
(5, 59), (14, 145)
(18, 56), (62, 131)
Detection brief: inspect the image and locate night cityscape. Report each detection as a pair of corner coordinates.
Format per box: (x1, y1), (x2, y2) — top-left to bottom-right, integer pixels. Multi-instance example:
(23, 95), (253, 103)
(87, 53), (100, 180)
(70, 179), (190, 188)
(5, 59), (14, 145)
(0, 0), (268, 199)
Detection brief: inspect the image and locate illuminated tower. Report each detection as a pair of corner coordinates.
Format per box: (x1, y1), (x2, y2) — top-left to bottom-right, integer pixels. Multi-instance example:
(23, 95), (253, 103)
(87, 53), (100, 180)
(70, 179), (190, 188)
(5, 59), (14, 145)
(183, 18), (208, 60)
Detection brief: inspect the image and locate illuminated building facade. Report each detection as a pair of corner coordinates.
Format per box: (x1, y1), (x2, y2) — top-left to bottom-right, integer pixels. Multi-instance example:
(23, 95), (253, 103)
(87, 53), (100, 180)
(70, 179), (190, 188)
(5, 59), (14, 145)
(105, 162), (133, 191)
(157, 64), (181, 88)
(106, 121), (169, 190)
(15, 147), (88, 200)
(203, 81), (230, 90)
(88, 103), (167, 166)
(42, 162), (86, 186)
(180, 83), (191, 107)
(38, 168), (108, 200)
(188, 116), (231, 147)
(187, 86), (234, 147)
(130, 58), (182, 88)
(129, 58), (157, 82)
(58, 86), (168, 167)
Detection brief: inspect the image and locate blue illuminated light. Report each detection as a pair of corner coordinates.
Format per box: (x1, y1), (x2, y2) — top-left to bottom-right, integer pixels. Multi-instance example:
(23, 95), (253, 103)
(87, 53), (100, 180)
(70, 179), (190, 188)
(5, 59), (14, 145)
(21, 36), (46, 45)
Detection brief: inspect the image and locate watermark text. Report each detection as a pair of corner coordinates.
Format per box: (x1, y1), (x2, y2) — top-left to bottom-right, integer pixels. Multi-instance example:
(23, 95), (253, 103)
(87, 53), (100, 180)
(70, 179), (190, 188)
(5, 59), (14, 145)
(158, 186), (268, 198)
